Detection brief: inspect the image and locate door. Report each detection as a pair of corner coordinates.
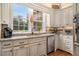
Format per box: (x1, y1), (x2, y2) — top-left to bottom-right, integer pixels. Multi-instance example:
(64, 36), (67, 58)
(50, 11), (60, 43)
(2, 48), (13, 56)
(13, 45), (29, 56)
(29, 43), (38, 56)
(38, 41), (47, 56)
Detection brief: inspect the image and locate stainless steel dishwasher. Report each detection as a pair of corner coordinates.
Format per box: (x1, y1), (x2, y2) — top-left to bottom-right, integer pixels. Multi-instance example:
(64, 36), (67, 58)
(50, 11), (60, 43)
(47, 36), (55, 53)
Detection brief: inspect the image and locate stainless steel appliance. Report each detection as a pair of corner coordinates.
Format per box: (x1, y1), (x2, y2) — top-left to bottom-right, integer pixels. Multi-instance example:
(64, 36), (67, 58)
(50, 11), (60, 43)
(73, 13), (79, 56)
(47, 36), (55, 53)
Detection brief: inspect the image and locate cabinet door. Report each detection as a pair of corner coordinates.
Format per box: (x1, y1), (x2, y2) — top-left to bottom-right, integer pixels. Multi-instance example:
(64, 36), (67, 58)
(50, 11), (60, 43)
(2, 48), (13, 56)
(38, 41), (47, 56)
(61, 10), (66, 26)
(74, 45), (79, 56)
(59, 35), (64, 50)
(64, 35), (73, 54)
(29, 43), (38, 56)
(55, 35), (60, 51)
(68, 7), (73, 26)
(55, 10), (61, 27)
(13, 45), (29, 56)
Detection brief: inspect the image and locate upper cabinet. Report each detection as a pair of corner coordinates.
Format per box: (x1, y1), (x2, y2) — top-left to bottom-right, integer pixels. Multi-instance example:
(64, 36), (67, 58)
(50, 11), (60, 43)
(64, 6), (73, 26)
(54, 10), (61, 27)
(54, 5), (74, 27)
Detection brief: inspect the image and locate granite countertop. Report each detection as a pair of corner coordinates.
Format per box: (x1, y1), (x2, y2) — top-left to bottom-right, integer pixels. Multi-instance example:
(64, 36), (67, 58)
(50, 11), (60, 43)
(0, 33), (55, 41)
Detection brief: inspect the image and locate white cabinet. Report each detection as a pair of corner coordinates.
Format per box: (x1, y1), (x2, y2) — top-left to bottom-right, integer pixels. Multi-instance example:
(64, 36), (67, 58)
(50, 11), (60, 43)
(59, 35), (73, 54)
(54, 10), (61, 27)
(74, 45), (79, 56)
(64, 35), (73, 54)
(13, 45), (29, 56)
(54, 6), (73, 27)
(29, 41), (47, 56)
(29, 43), (38, 56)
(0, 37), (47, 56)
(58, 34), (65, 50)
(38, 41), (47, 56)
(55, 34), (60, 51)
(1, 48), (13, 56)
(63, 6), (73, 26)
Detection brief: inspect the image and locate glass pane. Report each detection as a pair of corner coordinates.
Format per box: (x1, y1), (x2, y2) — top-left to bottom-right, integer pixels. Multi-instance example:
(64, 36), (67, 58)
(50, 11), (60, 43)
(12, 4), (29, 31)
(13, 18), (18, 25)
(19, 26), (24, 30)
(13, 26), (18, 30)
(33, 10), (43, 31)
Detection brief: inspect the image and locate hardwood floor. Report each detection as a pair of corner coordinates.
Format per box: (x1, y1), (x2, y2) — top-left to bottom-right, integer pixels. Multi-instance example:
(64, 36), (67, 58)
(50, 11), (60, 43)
(47, 49), (72, 56)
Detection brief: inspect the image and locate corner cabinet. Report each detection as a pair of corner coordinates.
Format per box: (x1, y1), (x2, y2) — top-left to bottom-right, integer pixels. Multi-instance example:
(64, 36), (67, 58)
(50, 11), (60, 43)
(59, 35), (73, 55)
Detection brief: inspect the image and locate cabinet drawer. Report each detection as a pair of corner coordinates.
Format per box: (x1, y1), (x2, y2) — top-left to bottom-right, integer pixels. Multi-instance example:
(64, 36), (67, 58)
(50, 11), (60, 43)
(1, 48), (13, 56)
(2, 41), (13, 48)
(13, 39), (28, 46)
(13, 45), (29, 50)
(29, 37), (46, 43)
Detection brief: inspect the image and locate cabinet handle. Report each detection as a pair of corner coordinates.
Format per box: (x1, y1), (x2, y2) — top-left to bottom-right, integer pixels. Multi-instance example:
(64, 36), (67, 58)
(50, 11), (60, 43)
(19, 42), (24, 44)
(3, 44), (11, 46)
(10, 50), (12, 52)
(19, 46), (24, 48)
(38, 44), (41, 45)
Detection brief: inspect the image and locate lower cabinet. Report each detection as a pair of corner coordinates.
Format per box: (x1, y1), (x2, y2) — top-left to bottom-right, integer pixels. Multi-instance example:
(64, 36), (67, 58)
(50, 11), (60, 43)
(13, 45), (29, 56)
(29, 43), (38, 56)
(58, 34), (64, 50)
(0, 37), (47, 56)
(59, 35), (73, 54)
(29, 41), (47, 56)
(2, 48), (13, 56)
(74, 45), (79, 56)
(38, 41), (47, 56)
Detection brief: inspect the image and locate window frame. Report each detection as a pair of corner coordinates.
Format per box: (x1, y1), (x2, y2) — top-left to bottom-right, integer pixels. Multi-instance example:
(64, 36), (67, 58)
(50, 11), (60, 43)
(11, 4), (47, 34)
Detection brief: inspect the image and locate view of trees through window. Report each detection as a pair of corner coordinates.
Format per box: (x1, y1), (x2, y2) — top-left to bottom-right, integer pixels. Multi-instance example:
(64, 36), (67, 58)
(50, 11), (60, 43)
(12, 4), (43, 32)
(33, 10), (43, 32)
(12, 4), (29, 31)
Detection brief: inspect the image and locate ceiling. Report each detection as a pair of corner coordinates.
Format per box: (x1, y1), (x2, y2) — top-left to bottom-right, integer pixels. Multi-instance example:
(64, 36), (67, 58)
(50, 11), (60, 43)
(42, 3), (73, 9)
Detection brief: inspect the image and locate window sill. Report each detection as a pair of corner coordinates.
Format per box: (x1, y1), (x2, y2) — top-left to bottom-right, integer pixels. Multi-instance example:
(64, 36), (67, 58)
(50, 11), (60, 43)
(13, 31), (46, 35)
(13, 31), (31, 35)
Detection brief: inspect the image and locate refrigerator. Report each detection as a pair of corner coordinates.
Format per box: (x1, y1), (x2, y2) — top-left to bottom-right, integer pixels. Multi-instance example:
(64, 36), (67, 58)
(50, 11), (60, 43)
(73, 13), (79, 56)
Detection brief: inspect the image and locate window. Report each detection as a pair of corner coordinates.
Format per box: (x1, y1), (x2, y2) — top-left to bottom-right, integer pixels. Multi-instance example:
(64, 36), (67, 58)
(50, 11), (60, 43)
(12, 4), (29, 31)
(12, 4), (46, 33)
(33, 10), (43, 32)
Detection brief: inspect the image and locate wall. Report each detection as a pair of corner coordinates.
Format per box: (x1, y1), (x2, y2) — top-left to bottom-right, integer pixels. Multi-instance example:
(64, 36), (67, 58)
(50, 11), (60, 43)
(0, 4), (1, 38)
(1, 3), (12, 28)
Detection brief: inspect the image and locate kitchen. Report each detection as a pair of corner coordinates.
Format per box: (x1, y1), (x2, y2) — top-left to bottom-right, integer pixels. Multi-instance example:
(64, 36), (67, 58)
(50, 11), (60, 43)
(0, 3), (78, 56)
